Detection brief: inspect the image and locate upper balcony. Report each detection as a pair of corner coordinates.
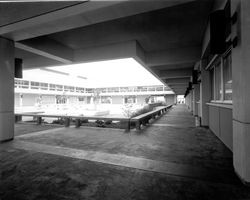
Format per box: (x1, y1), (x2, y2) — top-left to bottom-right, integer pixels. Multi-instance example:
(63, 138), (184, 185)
(14, 79), (173, 96)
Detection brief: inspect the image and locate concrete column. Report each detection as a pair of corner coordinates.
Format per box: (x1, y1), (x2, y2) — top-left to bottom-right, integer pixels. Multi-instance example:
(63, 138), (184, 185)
(20, 94), (23, 107)
(231, 0), (250, 184)
(189, 91), (193, 113)
(193, 84), (200, 116)
(0, 37), (15, 142)
(200, 60), (211, 126)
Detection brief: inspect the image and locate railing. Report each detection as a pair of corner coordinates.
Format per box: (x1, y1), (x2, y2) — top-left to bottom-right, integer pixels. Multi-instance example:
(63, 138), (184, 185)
(15, 79), (171, 95)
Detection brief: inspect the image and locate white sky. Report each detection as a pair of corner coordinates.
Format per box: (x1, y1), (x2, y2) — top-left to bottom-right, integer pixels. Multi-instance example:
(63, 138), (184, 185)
(23, 58), (164, 88)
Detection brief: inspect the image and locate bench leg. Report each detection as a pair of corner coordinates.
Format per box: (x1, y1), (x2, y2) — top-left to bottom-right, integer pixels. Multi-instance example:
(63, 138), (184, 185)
(15, 115), (22, 122)
(37, 117), (42, 125)
(75, 119), (81, 128)
(64, 118), (70, 127)
(125, 120), (130, 132)
(136, 121), (141, 130)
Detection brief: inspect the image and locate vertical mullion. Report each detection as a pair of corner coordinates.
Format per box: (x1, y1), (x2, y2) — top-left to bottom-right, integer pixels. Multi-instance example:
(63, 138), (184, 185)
(220, 57), (224, 101)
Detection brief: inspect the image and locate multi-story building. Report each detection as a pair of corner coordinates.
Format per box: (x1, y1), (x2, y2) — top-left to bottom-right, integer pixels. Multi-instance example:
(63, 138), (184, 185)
(14, 78), (176, 108)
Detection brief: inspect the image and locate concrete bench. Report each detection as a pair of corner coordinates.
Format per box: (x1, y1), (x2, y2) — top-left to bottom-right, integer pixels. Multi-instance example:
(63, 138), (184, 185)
(131, 105), (172, 130)
(14, 113), (131, 131)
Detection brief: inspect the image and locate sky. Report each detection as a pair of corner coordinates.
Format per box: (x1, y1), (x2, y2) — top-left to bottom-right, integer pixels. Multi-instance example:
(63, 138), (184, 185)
(23, 58), (164, 88)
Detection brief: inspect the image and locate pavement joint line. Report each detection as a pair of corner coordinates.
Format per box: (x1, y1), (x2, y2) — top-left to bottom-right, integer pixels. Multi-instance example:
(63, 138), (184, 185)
(151, 124), (195, 128)
(15, 127), (66, 138)
(163, 115), (194, 118)
(9, 140), (232, 183)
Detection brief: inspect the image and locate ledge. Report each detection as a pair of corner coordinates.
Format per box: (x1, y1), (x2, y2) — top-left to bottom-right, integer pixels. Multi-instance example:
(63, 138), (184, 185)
(206, 102), (233, 109)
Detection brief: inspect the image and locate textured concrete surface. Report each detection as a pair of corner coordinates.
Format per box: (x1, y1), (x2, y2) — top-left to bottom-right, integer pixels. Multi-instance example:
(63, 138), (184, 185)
(15, 123), (62, 136)
(1, 104), (250, 200)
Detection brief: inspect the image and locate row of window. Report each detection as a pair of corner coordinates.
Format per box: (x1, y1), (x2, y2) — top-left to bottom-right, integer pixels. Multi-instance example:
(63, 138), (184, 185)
(210, 51), (232, 102)
(15, 80), (169, 94)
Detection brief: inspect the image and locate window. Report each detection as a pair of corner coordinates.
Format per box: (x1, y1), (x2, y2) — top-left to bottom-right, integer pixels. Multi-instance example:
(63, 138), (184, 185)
(210, 51), (232, 103)
(210, 68), (215, 100)
(78, 97), (85, 102)
(223, 53), (232, 100)
(49, 84), (56, 91)
(40, 82), (48, 90)
(76, 87), (85, 93)
(124, 96), (136, 104)
(19, 80), (29, 89)
(31, 81), (39, 89)
(101, 96), (112, 104)
(156, 86), (163, 91)
(214, 61), (222, 100)
(56, 85), (63, 91)
(86, 88), (94, 93)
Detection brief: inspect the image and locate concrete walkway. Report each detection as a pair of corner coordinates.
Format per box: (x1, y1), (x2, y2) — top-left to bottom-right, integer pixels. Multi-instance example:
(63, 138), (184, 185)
(1, 104), (250, 200)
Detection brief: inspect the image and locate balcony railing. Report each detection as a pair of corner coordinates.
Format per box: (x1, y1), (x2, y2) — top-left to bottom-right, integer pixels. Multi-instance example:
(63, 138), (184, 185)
(14, 79), (170, 95)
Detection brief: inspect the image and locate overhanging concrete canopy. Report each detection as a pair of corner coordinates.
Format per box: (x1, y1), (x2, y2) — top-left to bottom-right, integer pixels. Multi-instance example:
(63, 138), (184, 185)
(165, 78), (190, 84)
(158, 68), (193, 79)
(0, 0), (214, 95)
(15, 38), (74, 64)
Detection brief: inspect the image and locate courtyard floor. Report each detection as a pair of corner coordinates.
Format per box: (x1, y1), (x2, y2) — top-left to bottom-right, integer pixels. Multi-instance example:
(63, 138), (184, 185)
(1, 104), (250, 200)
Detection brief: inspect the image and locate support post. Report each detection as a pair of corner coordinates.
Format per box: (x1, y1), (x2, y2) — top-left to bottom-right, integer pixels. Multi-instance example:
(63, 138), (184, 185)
(0, 37), (15, 142)
(231, 0), (250, 184)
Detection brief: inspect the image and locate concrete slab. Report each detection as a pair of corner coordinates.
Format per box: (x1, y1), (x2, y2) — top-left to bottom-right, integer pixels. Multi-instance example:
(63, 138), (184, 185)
(1, 104), (250, 199)
(7, 140), (239, 184)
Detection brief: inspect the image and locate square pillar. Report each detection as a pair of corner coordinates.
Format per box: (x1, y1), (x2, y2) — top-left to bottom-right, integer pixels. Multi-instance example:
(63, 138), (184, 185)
(0, 37), (15, 142)
(193, 84), (200, 116)
(200, 59), (211, 126)
(231, 0), (250, 184)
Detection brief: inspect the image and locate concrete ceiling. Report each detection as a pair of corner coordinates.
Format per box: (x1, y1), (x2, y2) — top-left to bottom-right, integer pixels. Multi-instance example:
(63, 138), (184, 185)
(0, 0), (214, 95)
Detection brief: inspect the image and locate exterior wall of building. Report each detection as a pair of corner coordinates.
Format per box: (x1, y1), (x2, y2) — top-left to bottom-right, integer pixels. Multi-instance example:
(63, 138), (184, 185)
(136, 95), (148, 104)
(14, 94), (20, 107)
(165, 94), (176, 106)
(208, 105), (233, 150)
(68, 96), (78, 104)
(22, 94), (38, 106)
(112, 96), (123, 104)
(42, 95), (55, 105)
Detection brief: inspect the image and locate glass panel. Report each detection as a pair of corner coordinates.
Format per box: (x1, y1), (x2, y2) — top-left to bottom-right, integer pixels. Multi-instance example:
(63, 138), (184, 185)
(40, 82), (48, 90)
(56, 85), (63, 91)
(215, 62), (222, 100)
(21, 80), (29, 89)
(124, 96), (136, 104)
(49, 84), (56, 91)
(31, 81), (39, 89)
(210, 68), (215, 100)
(156, 86), (163, 91)
(223, 53), (232, 100)
(101, 96), (112, 104)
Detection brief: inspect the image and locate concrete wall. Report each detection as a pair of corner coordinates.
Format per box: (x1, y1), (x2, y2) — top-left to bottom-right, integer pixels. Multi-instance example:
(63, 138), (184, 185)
(137, 95), (148, 104)
(208, 104), (233, 151)
(42, 95), (55, 104)
(68, 96), (78, 104)
(22, 94), (38, 106)
(14, 94), (20, 107)
(112, 96), (123, 104)
(165, 94), (176, 105)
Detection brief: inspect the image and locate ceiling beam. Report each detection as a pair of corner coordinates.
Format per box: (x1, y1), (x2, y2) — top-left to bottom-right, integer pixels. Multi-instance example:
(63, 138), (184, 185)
(145, 46), (200, 67)
(15, 38), (74, 64)
(0, 1), (194, 41)
(149, 62), (194, 70)
(158, 68), (192, 79)
(165, 77), (190, 84)
(22, 56), (64, 70)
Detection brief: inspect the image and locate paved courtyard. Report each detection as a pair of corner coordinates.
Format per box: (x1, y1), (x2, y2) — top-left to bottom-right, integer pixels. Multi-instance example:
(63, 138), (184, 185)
(1, 104), (250, 200)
